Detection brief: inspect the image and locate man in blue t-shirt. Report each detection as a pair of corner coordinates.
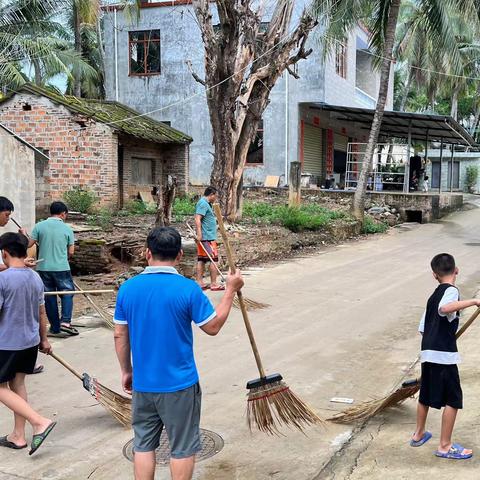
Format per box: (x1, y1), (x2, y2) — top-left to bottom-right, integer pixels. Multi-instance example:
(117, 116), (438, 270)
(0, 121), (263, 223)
(195, 186), (224, 291)
(114, 226), (243, 480)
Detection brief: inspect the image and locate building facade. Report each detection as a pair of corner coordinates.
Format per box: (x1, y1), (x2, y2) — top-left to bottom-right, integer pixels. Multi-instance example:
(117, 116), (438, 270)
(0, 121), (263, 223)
(102, 1), (393, 187)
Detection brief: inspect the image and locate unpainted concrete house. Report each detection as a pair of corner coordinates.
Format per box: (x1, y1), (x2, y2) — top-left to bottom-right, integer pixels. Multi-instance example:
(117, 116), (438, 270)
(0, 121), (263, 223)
(101, 0), (393, 187)
(0, 84), (192, 215)
(0, 122), (39, 231)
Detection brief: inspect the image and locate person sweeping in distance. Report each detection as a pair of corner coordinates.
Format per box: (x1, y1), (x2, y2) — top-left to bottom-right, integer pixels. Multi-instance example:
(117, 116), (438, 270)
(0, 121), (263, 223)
(114, 226), (243, 480)
(0, 233), (56, 455)
(411, 253), (478, 460)
(195, 186), (224, 291)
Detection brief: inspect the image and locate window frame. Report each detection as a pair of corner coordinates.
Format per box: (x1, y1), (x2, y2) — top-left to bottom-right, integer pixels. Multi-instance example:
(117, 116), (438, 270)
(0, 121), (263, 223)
(335, 41), (347, 79)
(128, 29), (161, 77)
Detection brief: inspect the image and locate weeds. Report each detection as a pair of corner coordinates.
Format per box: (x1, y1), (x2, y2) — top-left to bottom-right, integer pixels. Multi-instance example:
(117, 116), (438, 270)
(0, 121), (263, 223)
(63, 186), (97, 213)
(361, 216), (388, 234)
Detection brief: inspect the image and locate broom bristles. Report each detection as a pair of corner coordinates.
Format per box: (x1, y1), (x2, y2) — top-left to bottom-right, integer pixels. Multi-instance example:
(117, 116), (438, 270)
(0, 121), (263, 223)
(234, 296), (269, 311)
(247, 380), (325, 435)
(88, 377), (132, 427)
(328, 383), (420, 424)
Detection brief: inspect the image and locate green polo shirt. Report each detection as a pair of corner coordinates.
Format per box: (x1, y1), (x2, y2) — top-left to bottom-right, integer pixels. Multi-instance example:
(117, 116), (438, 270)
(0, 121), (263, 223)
(31, 217), (75, 272)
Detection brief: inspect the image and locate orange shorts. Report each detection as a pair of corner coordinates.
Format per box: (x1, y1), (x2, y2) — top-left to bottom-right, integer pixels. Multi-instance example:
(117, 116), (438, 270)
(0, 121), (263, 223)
(197, 240), (218, 262)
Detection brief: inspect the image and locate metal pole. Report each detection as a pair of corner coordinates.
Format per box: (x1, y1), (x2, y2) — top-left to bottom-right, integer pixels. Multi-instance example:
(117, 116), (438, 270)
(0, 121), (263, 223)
(425, 129), (429, 193)
(406, 120), (412, 192)
(439, 138), (443, 193)
(450, 144), (455, 192)
(284, 73), (289, 185)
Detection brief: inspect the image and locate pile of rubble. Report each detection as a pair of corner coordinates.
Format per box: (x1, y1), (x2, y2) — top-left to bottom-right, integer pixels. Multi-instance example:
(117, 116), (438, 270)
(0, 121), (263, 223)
(367, 205), (401, 226)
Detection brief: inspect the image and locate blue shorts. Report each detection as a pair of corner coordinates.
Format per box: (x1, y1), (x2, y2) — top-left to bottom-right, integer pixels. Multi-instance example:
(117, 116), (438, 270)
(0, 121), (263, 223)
(132, 383), (202, 458)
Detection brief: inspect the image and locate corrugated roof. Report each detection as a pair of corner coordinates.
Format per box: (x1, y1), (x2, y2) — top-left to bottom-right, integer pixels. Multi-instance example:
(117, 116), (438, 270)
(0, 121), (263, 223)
(2, 84), (192, 144)
(308, 103), (476, 146)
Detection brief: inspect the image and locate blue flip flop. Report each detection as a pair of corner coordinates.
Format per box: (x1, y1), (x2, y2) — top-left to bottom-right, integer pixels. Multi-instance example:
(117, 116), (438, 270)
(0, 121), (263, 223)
(410, 431), (432, 447)
(435, 443), (473, 460)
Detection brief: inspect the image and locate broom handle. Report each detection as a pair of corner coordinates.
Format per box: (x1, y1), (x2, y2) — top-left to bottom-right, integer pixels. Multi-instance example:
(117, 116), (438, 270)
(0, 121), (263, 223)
(73, 280), (113, 324)
(456, 306), (480, 339)
(185, 222), (226, 281)
(49, 352), (84, 380)
(213, 204), (267, 379)
(44, 289), (114, 296)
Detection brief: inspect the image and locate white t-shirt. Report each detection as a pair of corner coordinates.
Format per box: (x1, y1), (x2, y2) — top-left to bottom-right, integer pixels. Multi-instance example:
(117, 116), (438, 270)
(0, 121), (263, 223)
(418, 286), (460, 364)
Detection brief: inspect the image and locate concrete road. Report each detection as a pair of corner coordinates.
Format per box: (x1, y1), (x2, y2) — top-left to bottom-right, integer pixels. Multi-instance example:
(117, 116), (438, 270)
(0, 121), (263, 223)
(2, 203), (480, 480)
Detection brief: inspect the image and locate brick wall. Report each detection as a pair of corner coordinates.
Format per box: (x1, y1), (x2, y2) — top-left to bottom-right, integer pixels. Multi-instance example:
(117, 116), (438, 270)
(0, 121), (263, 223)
(70, 239), (112, 275)
(0, 93), (119, 206)
(163, 143), (189, 194)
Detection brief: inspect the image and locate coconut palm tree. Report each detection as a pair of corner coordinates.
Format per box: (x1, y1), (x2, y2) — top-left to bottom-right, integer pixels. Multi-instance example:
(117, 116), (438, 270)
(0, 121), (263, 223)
(0, 0), (97, 92)
(314, 0), (480, 221)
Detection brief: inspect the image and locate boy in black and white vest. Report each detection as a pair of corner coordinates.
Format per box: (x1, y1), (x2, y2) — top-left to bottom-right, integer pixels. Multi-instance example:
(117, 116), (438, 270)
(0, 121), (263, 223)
(410, 253), (479, 459)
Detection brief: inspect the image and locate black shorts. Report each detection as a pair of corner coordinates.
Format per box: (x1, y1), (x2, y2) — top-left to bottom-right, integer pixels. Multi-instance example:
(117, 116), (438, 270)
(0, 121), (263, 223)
(419, 362), (463, 409)
(0, 346), (38, 383)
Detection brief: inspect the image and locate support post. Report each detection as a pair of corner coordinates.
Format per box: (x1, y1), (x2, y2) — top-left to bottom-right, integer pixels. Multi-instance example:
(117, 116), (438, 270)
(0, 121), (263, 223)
(450, 144), (455, 192)
(289, 161), (301, 207)
(406, 120), (412, 193)
(439, 138), (444, 193)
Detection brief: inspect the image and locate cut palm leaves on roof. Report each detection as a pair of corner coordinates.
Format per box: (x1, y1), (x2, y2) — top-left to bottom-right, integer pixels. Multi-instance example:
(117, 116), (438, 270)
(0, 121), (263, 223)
(185, 222), (269, 311)
(50, 352), (131, 427)
(330, 306), (480, 424)
(213, 204), (324, 434)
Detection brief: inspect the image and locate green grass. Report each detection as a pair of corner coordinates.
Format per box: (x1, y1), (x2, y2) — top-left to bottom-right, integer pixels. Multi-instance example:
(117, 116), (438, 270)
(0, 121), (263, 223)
(243, 201), (349, 232)
(361, 216), (389, 234)
(172, 196), (197, 216)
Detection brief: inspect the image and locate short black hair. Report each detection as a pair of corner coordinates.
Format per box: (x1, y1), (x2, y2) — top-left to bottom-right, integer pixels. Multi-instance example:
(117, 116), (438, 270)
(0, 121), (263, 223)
(0, 232), (28, 258)
(0, 196), (14, 213)
(50, 201), (68, 215)
(431, 253), (456, 276)
(204, 186), (217, 197)
(147, 227), (182, 261)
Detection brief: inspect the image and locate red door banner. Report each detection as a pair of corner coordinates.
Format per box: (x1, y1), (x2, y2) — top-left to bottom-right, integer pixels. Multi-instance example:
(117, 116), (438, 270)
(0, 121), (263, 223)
(326, 129), (334, 176)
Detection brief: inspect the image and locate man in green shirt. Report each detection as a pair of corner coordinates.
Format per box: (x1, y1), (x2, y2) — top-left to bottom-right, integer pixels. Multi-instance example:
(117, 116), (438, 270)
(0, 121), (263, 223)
(30, 202), (77, 337)
(194, 186), (224, 291)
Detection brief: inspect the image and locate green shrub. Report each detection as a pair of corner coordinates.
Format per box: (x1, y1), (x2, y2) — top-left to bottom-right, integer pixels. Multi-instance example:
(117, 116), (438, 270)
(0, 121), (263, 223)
(121, 200), (156, 215)
(361, 216), (388, 234)
(63, 186), (97, 213)
(173, 196), (196, 216)
(466, 165), (478, 193)
(87, 207), (114, 231)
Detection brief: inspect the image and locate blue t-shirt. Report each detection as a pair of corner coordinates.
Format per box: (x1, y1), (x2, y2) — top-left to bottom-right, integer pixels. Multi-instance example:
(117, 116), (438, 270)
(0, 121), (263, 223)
(195, 197), (217, 240)
(114, 266), (216, 393)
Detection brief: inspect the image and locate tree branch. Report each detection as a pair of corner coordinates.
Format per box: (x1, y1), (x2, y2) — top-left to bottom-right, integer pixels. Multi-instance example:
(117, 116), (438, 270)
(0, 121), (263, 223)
(186, 60), (206, 86)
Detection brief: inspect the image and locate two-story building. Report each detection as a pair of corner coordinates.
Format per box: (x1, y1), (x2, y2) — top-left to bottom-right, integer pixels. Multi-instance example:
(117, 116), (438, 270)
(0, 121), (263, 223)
(101, 1), (393, 187)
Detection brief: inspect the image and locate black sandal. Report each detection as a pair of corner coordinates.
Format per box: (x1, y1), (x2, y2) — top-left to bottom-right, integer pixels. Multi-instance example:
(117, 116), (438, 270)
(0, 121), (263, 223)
(29, 422), (57, 456)
(60, 325), (79, 336)
(0, 435), (27, 449)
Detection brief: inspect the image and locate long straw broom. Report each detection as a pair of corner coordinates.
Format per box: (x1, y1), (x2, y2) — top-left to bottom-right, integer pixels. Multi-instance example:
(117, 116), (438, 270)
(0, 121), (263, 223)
(213, 204), (324, 434)
(73, 280), (115, 330)
(330, 306), (480, 424)
(185, 222), (269, 311)
(49, 352), (131, 427)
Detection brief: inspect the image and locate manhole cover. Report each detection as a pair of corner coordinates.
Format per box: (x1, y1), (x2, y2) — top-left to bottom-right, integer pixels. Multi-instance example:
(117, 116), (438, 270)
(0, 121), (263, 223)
(122, 429), (224, 465)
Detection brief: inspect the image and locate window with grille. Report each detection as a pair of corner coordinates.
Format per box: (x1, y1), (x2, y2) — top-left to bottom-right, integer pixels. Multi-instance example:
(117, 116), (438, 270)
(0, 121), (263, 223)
(335, 42), (347, 78)
(129, 30), (161, 76)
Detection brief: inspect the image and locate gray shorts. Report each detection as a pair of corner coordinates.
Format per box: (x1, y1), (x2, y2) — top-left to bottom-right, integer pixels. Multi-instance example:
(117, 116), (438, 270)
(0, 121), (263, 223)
(132, 383), (202, 458)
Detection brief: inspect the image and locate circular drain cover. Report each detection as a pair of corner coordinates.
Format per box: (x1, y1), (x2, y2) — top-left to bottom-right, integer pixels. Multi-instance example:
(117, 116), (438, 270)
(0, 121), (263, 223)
(123, 429), (224, 465)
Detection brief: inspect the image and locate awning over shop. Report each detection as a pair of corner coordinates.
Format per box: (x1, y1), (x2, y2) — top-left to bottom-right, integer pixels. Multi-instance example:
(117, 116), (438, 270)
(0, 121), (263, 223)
(308, 103), (476, 147)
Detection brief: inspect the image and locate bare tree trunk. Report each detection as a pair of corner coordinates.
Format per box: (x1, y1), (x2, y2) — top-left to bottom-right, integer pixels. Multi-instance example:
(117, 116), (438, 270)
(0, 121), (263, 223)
(96, 16), (106, 93)
(352, 0), (401, 221)
(399, 67), (412, 112)
(32, 58), (42, 86)
(73, 4), (82, 98)
(450, 86), (459, 120)
(164, 175), (177, 226)
(155, 185), (165, 227)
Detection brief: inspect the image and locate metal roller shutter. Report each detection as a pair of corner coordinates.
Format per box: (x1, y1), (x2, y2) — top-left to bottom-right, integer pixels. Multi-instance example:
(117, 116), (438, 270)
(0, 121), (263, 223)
(303, 124), (323, 176)
(334, 133), (348, 152)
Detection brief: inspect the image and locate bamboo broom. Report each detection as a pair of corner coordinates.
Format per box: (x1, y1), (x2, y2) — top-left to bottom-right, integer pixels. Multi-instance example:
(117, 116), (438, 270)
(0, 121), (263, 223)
(185, 222), (269, 311)
(213, 204), (324, 434)
(73, 280), (115, 330)
(330, 306), (480, 424)
(49, 352), (131, 427)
